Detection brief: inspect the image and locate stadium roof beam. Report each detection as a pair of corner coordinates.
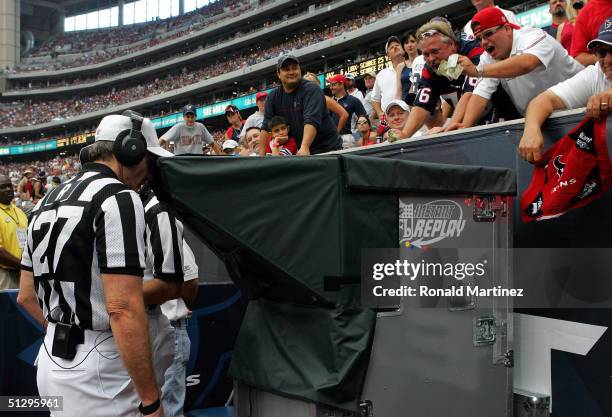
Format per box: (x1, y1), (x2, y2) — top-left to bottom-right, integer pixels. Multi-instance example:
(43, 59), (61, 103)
(22, 0), (65, 11)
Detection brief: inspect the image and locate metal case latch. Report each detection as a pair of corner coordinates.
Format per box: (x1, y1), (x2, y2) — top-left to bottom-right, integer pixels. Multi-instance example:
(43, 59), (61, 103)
(472, 196), (508, 222)
(473, 315), (497, 346)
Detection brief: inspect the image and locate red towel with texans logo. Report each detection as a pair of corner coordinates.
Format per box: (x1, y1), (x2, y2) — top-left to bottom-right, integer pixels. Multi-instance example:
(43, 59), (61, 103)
(521, 117), (612, 222)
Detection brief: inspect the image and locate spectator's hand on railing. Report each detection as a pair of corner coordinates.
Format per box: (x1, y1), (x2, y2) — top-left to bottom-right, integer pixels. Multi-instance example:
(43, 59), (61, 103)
(586, 89), (612, 120)
(426, 126), (445, 135)
(443, 122), (468, 132)
(518, 127), (544, 163)
(297, 146), (310, 156)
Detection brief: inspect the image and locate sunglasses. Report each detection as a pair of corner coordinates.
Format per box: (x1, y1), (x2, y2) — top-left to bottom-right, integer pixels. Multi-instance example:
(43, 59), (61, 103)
(595, 46), (612, 58)
(418, 29), (443, 40)
(475, 25), (505, 43)
(357, 120), (370, 126)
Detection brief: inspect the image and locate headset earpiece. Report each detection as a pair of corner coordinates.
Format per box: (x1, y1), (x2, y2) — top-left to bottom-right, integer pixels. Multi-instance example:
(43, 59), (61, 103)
(113, 111), (147, 166)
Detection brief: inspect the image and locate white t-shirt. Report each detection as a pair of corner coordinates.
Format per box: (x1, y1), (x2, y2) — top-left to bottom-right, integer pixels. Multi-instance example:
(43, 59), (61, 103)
(363, 89), (375, 120)
(160, 122), (214, 155)
(349, 88), (365, 104)
(371, 66), (398, 115)
(462, 7), (519, 40)
(239, 111), (264, 140)
(160, 240), (199, 322)
(549, 62), (612, 109)
(474, 26), (584, 115)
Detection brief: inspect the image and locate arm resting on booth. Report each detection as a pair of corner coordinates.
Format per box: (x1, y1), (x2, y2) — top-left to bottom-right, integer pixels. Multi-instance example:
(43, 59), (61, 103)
(519, 90), (567, 162)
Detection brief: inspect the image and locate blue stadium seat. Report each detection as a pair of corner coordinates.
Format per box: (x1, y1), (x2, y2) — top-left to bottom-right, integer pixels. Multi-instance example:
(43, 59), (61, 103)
(186, 406), (234, 417)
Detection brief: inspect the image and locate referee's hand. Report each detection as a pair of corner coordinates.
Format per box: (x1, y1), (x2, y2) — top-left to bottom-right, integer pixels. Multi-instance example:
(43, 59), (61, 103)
(518, 128), (544, 163)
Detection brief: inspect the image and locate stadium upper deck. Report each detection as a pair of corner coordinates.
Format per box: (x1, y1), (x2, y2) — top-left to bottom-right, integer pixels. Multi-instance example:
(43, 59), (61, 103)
(11, 0), (289, 76)
(5, 0), (338, 94)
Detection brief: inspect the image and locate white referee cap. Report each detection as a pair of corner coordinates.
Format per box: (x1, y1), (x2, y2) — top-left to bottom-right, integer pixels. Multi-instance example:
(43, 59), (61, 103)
(95, 114), (173, 158)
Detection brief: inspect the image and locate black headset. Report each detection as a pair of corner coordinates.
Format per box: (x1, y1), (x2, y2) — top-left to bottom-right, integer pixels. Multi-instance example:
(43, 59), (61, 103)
(113, 110), (147, 167)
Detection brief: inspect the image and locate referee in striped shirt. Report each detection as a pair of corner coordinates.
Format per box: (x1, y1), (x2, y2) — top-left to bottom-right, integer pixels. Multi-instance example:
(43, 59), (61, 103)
(140, 184), (199, 417)
(17, 113), (173, 417)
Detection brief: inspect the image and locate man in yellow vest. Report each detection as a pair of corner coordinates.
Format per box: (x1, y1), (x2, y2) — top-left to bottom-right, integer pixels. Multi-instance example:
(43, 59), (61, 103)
(0, 175), (28, 289)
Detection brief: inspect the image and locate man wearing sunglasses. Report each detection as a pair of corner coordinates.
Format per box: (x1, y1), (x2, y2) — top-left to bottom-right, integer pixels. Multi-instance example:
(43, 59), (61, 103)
(519, 17), (612, 163)
(446, 7), (583, 132)
(398, 20), (484, 139)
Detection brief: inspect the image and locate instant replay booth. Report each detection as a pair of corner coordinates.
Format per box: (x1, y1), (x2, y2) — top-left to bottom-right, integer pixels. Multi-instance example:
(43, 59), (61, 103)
(153, 153), (517, 417)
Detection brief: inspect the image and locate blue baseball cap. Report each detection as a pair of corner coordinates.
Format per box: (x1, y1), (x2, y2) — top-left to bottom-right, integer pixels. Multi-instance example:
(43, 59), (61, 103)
(182, 104), (197, 115)
(587, 17), (612, 50)
(277, 54), (299, 71)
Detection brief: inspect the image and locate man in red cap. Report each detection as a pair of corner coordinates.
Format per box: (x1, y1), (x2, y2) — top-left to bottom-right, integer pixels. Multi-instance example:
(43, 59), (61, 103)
(447, 6), (583, 131)
(240, 91), (268, 141)
(462, 0), (519, 41)
(327, 73), (367, 148)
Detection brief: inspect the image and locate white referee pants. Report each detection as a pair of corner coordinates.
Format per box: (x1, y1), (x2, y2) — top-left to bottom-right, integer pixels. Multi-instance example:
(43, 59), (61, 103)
(37, 313), (175, 417)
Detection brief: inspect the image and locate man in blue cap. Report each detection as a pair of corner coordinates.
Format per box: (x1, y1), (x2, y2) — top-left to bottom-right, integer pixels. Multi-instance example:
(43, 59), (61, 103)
(160, 104), (221, 155)
(519, 16), (612, 162)
(259, 54), (342, 155)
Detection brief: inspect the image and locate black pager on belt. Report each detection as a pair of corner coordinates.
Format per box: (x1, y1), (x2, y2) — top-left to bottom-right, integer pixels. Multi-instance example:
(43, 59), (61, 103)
(52, 322), (84, 360)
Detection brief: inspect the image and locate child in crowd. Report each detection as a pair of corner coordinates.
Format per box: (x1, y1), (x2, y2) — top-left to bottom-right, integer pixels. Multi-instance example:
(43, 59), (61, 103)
(266, 116), (297, 156)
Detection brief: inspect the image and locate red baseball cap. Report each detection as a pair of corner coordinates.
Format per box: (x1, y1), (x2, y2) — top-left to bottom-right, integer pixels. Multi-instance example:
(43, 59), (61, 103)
(256, 91), (268, 102)
(471, 7), (520, 37)
(327, 74), (348, 85)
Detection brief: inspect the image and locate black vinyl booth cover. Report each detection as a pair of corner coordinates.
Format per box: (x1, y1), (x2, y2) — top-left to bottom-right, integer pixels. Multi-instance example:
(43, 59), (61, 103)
(153, 154), (516, 411)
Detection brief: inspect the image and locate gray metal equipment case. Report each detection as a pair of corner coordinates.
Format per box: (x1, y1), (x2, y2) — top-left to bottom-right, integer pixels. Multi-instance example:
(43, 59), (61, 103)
(362, 192), (514, 417)
(234, 194), (515, 417)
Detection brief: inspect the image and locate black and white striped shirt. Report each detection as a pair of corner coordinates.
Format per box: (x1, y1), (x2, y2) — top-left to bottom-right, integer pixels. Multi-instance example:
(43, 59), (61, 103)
(140, 186), (185, 283)
(21, 163), (146, 331)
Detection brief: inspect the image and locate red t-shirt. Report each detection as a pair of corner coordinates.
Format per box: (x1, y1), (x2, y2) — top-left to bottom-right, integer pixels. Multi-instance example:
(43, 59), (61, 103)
(225, 120), (245, 141)
(266, 137), (298, 156)
(570, 0), (612, 57)
(549, 22), (575, 52)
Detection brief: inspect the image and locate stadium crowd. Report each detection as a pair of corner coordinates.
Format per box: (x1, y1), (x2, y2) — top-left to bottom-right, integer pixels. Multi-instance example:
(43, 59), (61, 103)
(0, 154), (81, 213)
(2, 0), (610, 163)
(9, 0), (338, 89)
(0, 0), (423, 128)
(17, 0), (249, 70)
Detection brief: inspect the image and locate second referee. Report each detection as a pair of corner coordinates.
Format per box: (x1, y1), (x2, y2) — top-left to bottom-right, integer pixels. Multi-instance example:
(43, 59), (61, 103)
(18, 112), (173, 417)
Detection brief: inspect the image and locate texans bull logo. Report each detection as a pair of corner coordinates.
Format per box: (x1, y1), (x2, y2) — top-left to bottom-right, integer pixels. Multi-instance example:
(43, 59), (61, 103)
(553, 155), (565, 178)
